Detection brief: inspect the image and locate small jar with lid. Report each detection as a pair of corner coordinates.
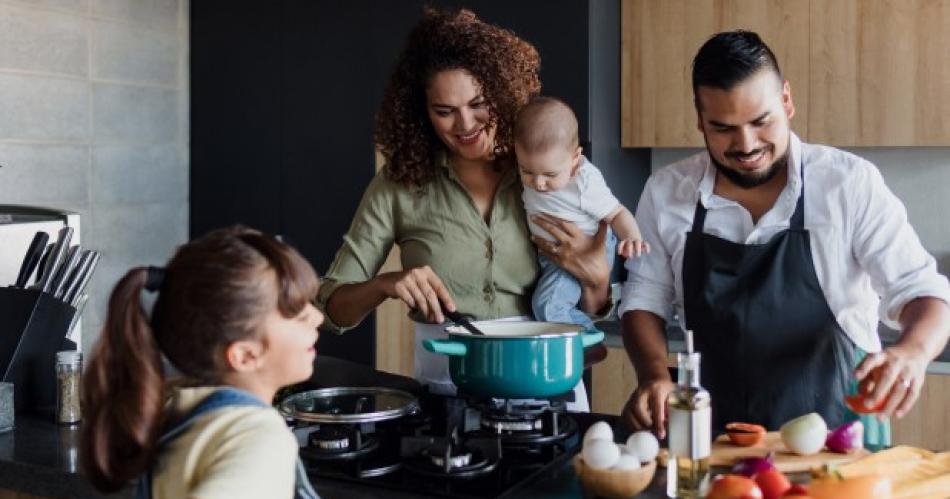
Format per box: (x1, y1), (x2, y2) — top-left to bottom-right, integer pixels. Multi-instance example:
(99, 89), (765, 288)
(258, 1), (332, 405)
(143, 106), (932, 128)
(55, 351), (82, 424)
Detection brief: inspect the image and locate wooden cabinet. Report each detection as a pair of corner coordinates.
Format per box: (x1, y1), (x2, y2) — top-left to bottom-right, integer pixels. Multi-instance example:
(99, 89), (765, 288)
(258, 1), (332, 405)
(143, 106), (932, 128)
(621, 0), (809, 147)
(809, 0), (950, 145)
(622, 0), (950, 147)
(592, 346), (639, 415)
(891, 373), (950, 451)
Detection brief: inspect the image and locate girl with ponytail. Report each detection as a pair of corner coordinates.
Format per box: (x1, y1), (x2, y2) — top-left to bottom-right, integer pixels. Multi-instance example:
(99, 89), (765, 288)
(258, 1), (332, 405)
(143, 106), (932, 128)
(81, 226), (322, 498)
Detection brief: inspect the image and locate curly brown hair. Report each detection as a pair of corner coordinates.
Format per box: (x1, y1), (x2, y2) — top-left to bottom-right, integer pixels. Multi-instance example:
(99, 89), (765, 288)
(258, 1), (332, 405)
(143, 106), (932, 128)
(374, 7), (541, 189)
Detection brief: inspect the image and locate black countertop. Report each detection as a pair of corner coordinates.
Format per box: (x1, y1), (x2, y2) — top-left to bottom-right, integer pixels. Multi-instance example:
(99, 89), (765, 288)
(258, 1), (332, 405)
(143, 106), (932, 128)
(0, 416), (672, 499)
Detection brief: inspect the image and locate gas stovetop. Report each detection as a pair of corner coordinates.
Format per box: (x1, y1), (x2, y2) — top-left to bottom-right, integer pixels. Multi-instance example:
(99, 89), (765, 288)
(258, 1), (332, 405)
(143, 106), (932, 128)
(288, 391), (603, 498)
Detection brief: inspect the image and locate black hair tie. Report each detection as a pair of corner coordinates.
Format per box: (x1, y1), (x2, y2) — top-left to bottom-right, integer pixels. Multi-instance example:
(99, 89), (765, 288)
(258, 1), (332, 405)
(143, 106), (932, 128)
(145, 266), (166, 293)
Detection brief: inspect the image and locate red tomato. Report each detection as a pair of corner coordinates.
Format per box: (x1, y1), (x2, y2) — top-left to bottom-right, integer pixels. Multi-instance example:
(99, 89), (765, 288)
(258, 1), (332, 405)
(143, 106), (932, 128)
(844, 394), (887, 414)
(754, 470), (791, 499)
(725, 422), (767, 447)
(846, 367), (891, 414)
(782, 484), (809, 496)
(707, 474), (764, 499)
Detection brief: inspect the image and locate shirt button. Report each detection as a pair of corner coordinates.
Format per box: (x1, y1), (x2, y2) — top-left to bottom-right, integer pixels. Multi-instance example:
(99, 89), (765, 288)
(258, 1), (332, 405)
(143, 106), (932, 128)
(483, 285), (491, 293)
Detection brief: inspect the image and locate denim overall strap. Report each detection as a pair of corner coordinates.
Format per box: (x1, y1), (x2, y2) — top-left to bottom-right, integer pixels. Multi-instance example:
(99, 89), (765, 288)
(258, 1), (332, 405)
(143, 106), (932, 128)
(136, 388), (319, 499)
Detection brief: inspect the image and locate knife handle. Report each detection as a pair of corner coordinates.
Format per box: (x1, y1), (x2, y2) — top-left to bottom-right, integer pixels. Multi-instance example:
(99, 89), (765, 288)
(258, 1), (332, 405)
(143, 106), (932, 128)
(15, 231), (49, 288)
(51, 245), (82, 299)
(66, 251), (99, 307)
(37, 226), (73, 293)
(31, 243), (55, 287)
(61, 250), (94, 305)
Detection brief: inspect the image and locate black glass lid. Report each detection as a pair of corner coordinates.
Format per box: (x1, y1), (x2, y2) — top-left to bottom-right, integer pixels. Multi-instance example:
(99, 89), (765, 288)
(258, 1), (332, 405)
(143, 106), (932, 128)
(279, 387), (420, 423)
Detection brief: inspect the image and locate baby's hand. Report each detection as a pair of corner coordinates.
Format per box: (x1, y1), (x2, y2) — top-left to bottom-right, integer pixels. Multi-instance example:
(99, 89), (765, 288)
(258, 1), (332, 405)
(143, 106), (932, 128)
(617, 239), (651, 259)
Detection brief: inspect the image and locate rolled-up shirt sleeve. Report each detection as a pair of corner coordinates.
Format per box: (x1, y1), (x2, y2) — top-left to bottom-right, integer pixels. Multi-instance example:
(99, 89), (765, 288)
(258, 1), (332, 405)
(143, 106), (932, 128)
(315, 170), (397, 333)
(850, 160), (950, 328)
(619, 175), (676, 320)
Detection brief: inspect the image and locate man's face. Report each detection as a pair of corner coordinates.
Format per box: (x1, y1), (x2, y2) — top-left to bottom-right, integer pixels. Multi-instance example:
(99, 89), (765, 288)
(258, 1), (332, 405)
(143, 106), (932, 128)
(695, 69), (795, 189)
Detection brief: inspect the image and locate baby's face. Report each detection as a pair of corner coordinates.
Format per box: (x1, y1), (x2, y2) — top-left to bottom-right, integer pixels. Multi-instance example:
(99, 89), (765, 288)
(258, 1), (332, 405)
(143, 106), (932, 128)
(515, 143), (580, 193)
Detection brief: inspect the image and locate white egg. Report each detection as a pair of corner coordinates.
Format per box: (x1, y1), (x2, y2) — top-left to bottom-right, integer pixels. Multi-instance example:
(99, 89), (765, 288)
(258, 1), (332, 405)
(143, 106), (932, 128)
(583, 421), (614, 444)
(617, 443), (635, 455)
(612, 454), (642, 471)
(625, 431), (660, 462)
(582, 438), (621, 469)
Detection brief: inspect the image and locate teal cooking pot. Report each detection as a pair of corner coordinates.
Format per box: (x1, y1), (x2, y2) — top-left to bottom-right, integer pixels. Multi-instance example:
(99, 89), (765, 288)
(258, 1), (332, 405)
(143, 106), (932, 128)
(422, 321), (605, 399)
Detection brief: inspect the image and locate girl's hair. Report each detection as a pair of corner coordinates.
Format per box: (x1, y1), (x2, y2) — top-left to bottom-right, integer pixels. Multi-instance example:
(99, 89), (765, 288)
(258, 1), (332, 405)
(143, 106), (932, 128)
(374, 7), (541, 189)
(80, 226), (319, 492)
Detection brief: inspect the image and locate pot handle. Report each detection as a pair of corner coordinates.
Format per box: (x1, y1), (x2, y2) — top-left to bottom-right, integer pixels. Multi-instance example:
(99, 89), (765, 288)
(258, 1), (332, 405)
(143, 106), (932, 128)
(581, 329), (605, 348)
(422, 339), (467, 357)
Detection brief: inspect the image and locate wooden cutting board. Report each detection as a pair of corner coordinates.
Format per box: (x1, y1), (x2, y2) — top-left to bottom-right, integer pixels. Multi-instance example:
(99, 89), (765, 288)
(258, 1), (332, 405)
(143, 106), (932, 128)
(658, 432), (870, 473)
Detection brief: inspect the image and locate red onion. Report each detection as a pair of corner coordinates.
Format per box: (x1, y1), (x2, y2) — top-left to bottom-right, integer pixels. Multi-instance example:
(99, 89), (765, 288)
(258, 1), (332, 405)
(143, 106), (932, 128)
(731, 452), (776, 477)
(825, 419), (864, 454)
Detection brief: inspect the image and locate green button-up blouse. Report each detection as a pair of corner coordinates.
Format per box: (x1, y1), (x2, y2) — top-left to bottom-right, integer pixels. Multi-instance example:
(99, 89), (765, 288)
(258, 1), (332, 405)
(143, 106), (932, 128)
(316, 155), (539, 332)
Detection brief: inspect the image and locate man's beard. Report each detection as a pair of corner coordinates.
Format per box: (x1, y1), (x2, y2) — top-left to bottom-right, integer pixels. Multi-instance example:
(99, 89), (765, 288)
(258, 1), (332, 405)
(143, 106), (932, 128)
(710, 146), (789, 189)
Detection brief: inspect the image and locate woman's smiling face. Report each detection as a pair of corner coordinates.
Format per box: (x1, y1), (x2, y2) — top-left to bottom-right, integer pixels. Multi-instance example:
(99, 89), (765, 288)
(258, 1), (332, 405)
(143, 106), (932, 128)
(426, 69), (496, 162)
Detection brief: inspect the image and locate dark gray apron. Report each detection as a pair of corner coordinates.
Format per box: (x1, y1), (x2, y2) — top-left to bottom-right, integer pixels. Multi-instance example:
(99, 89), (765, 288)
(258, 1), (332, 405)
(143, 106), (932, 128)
(682, 165), (855, 432)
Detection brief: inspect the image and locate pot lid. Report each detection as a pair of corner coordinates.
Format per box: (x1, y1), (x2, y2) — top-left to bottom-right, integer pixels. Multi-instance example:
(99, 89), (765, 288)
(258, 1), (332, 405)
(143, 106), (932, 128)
(445, 320), (584, 338)
(278, 387), (420, 423)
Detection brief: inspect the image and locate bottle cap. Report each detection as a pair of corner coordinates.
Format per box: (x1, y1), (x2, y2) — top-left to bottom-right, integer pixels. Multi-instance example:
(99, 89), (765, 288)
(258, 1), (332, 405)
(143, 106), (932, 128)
(56, 350), (82, 364)
(677, 351), (701, 368)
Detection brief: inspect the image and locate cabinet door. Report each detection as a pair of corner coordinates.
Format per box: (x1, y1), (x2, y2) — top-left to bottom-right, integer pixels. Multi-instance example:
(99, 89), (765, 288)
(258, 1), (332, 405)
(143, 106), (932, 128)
(809, 0), (950, 146)
(621, 0), (809, 147)
(891, 373), (950, 450)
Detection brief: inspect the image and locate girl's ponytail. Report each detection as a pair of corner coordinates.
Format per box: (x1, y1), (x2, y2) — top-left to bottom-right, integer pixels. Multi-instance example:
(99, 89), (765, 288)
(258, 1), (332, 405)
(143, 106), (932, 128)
(80, 267), (165, 492)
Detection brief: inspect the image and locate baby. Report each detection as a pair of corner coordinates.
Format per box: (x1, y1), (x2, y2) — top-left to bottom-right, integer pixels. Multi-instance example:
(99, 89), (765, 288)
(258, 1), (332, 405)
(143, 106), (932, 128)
(515, 96), (648, 329)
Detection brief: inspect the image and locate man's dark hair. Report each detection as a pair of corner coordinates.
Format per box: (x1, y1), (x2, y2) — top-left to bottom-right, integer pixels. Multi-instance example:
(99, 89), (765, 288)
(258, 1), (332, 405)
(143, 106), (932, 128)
(692, 30), (782, 105)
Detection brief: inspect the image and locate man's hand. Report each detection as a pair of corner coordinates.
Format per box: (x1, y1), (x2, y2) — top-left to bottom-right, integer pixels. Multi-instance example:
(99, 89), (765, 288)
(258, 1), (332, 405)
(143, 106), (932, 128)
(854, 297), (950, 419)
(854, 344), (929, 419)
(617, 239), (651, 259)
(622, 378), (675, 439)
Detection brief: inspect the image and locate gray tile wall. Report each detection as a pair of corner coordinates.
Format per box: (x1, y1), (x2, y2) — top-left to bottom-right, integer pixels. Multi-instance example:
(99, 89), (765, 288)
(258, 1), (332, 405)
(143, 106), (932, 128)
(0, 0), (189, 352)
(650, 146), (950, 277)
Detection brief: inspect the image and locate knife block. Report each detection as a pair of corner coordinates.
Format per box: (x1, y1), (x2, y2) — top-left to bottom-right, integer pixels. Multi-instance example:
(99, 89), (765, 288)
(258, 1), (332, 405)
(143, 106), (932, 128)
(0, 287), (77, 415)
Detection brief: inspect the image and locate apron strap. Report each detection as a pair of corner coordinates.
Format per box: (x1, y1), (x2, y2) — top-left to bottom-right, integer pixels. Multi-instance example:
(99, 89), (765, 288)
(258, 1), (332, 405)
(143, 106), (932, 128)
(691, 200), (708, 233)
(790, 161), (806, 230)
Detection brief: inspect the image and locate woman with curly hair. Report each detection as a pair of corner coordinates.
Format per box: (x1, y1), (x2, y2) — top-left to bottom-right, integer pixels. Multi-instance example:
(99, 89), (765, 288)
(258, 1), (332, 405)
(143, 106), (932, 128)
(315, 8), (611, 410)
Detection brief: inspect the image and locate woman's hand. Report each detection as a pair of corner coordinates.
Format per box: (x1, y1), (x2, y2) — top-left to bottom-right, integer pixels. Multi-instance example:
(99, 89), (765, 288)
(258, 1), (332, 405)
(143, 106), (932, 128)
(379, 266), (456, 324)
(531, 215), (611, 312)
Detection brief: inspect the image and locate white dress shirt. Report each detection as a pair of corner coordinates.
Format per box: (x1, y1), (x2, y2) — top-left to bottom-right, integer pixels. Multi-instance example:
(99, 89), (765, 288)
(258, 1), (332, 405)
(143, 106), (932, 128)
(620, 133), (950, 353)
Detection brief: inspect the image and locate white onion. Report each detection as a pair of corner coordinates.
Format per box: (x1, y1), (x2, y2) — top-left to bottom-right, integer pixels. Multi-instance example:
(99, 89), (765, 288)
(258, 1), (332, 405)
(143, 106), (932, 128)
(625, 431), (660, 462)
(780, 412), (828, 455)
(582, 438), (621, 469)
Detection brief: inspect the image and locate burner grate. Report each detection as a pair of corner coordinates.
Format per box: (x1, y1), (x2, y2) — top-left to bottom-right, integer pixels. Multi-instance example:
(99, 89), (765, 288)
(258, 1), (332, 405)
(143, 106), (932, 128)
(401, 435), (501, 479)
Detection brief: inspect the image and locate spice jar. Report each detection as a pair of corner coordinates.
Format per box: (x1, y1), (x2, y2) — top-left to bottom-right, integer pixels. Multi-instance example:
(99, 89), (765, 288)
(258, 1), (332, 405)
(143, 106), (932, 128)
(55, 351), (82, 424)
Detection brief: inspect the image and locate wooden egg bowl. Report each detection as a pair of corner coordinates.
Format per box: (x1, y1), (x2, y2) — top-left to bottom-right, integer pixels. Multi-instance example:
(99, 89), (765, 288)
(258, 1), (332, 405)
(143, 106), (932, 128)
(573, 456), (657, 498)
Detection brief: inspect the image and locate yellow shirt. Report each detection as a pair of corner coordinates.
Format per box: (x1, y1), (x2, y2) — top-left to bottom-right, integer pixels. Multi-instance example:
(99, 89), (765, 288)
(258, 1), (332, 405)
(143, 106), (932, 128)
(317, 155), (539, 331)
(150, 387), (298, 499)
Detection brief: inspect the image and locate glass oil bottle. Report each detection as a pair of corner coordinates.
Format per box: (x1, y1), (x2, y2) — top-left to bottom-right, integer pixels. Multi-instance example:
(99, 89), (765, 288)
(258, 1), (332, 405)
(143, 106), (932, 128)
(666, 331), (711, 498)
